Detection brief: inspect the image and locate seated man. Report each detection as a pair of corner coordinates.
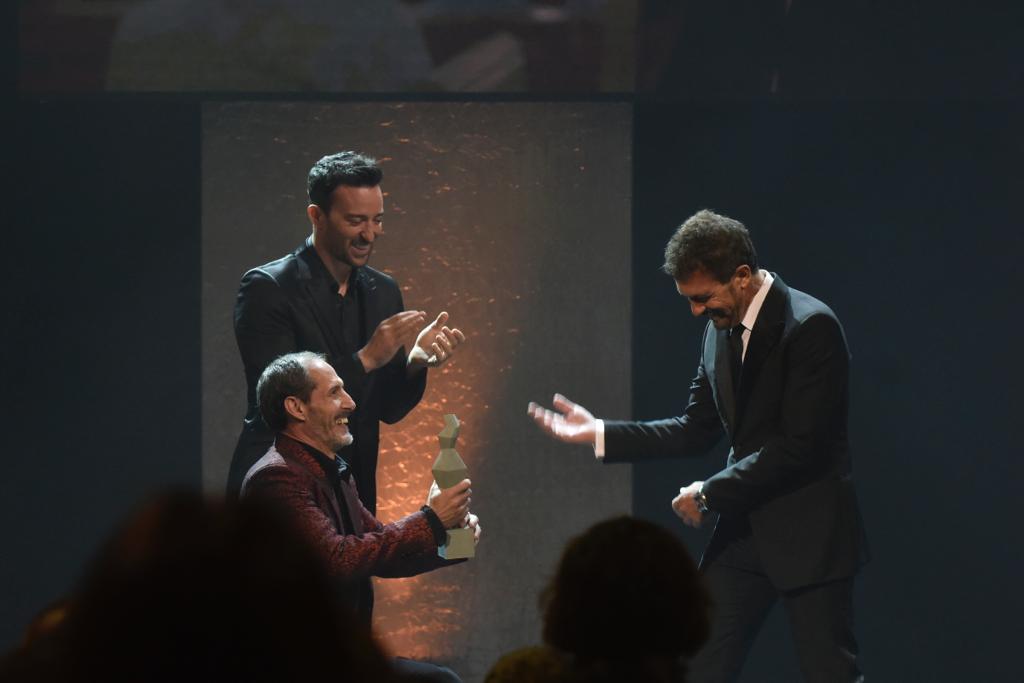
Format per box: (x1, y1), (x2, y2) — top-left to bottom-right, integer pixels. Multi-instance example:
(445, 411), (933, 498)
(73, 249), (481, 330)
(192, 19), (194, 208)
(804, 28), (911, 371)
(242, 350), (480, 682)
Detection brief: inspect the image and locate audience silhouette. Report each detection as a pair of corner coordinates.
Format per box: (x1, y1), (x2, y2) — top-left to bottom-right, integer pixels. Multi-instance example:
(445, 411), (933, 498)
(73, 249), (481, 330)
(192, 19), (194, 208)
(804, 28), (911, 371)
(486, 515), (712, 683)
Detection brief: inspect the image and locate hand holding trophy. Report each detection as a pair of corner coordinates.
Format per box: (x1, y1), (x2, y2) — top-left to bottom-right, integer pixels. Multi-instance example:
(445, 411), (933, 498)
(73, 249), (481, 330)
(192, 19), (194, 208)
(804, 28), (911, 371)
(432, 414), (475, 559)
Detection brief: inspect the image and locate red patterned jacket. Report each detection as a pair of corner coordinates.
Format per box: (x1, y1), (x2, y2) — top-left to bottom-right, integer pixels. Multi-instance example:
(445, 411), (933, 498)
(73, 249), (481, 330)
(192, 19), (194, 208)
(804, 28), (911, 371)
(241, 433), (460, 626)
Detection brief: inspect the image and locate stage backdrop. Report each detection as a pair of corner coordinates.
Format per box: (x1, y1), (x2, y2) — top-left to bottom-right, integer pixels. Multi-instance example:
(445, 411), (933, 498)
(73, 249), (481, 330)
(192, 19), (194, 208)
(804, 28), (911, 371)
(201, 101), (632, 680)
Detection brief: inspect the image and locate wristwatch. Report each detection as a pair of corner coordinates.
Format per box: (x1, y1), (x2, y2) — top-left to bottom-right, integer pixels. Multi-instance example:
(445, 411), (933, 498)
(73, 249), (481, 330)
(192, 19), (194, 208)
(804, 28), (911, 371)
(694, 487), (710, 514)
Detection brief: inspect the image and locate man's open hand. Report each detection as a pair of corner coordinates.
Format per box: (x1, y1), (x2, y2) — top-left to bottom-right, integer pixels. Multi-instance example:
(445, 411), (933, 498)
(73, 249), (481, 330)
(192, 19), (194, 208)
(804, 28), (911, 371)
(527, 394), (598, 445)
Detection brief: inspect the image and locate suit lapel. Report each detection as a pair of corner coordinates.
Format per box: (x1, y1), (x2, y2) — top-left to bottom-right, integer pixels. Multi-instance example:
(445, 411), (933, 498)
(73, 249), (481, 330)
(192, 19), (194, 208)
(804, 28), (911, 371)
(713, 327), (738, 433)
(338, 476), (365, 535)
(734, 275), (788, 429)
(280, 446), (348, 533)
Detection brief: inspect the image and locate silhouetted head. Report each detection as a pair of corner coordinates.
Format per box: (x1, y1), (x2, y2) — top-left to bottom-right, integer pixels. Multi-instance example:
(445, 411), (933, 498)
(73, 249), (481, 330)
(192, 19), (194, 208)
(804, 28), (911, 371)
(35, 491), (394, 683)
(541, 516), (711, 660)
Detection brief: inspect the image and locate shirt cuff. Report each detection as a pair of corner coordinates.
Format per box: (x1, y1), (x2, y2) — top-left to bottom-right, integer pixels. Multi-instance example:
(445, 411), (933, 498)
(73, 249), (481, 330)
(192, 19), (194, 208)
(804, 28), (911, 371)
(350, 351), (371, 378)
(420, 505), (448, 546)
(594, 419), (605, 459)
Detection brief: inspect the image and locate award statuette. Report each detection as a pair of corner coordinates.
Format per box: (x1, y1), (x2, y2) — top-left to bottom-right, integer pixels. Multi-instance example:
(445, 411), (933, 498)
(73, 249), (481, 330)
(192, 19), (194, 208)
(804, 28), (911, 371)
(433, 414), (474, 559)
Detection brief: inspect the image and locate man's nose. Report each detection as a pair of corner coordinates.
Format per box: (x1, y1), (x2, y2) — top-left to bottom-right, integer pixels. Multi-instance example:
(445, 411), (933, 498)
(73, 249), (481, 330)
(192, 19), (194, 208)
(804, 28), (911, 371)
(342, 390), (356, 412)
(362, 222), (382, 241)
(689, 301), (705, 317)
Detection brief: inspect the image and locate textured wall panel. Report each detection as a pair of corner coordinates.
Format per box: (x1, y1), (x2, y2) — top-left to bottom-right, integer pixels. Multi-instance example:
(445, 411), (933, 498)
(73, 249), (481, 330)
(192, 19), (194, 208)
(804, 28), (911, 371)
(202, 101), (632, 682)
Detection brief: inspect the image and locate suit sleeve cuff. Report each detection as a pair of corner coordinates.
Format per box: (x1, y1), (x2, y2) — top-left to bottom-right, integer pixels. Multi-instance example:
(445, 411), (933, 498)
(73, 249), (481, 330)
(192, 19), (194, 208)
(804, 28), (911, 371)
(350, 351), (372, 378)
(420, 506), (447, 546)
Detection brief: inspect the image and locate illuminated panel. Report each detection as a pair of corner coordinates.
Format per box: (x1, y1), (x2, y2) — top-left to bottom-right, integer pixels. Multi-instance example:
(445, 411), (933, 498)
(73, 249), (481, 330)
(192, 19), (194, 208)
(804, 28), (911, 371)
(372, 259), (517, 658)
(202, 101), (632, 680)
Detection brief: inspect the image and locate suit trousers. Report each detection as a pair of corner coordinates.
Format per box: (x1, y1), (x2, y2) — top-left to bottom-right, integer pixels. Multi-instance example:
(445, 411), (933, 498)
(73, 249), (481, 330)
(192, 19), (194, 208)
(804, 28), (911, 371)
(688, 518), (863, 683)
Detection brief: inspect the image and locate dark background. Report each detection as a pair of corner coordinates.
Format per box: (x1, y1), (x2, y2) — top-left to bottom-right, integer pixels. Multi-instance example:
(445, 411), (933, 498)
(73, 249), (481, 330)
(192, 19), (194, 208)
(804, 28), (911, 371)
(7, 1), (1024, 679)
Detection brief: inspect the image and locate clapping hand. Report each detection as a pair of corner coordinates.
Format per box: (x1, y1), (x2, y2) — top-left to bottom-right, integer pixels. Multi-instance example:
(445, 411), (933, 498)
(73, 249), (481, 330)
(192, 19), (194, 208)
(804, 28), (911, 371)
(408, 311), (466, 369)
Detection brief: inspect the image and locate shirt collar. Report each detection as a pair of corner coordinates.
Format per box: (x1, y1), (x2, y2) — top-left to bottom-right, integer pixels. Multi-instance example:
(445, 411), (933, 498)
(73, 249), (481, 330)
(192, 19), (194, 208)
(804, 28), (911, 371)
(739, 270), (774, 332)
(305, 236), (361, 295)
(276, 433), (352, 483)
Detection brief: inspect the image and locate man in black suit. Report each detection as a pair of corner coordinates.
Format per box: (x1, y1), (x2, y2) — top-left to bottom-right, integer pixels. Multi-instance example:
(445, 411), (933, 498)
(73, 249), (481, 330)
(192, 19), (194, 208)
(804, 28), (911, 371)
(528, 209), (867, 682)
(227, 151), (466, 511)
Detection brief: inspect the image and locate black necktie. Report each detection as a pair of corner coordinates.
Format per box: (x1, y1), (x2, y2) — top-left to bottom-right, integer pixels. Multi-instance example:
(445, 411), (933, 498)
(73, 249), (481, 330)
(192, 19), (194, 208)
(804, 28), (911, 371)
(729, 324), (745, 395)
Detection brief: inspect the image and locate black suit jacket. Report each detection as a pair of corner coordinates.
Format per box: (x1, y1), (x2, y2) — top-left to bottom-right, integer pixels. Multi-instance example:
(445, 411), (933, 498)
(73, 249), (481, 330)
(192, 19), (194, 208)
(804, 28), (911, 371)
(227, 238), (426, 511)
(604, 275), (867, 591)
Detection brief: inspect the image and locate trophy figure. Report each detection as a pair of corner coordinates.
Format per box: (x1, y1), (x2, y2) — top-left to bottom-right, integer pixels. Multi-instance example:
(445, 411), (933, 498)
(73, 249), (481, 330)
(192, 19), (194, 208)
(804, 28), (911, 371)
(433, 414), (475, 559)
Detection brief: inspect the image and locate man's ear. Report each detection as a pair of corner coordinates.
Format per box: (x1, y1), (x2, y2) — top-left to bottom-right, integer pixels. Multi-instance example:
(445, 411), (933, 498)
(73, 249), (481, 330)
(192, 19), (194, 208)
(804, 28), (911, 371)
(734, 264), (752, 286)
(307, 203), (324, 228)
(284, 396), (306, 422)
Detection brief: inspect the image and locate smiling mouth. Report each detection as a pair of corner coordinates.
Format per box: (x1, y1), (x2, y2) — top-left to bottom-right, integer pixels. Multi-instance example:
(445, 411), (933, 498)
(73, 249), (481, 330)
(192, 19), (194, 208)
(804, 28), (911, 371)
(335, 417), (349, 426)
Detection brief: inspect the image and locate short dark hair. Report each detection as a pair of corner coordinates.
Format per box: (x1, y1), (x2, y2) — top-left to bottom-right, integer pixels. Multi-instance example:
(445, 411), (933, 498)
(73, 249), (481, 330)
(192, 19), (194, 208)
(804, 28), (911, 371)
(662, 209), (759, 283)
(307, 151), (383, 211)
(257, 352), (325, 431)
(541, 516), (711, 659)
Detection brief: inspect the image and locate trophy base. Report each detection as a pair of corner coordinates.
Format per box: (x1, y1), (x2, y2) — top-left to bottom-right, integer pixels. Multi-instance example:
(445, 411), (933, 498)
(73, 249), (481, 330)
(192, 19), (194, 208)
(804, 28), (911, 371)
(438, 527), (475, 559)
